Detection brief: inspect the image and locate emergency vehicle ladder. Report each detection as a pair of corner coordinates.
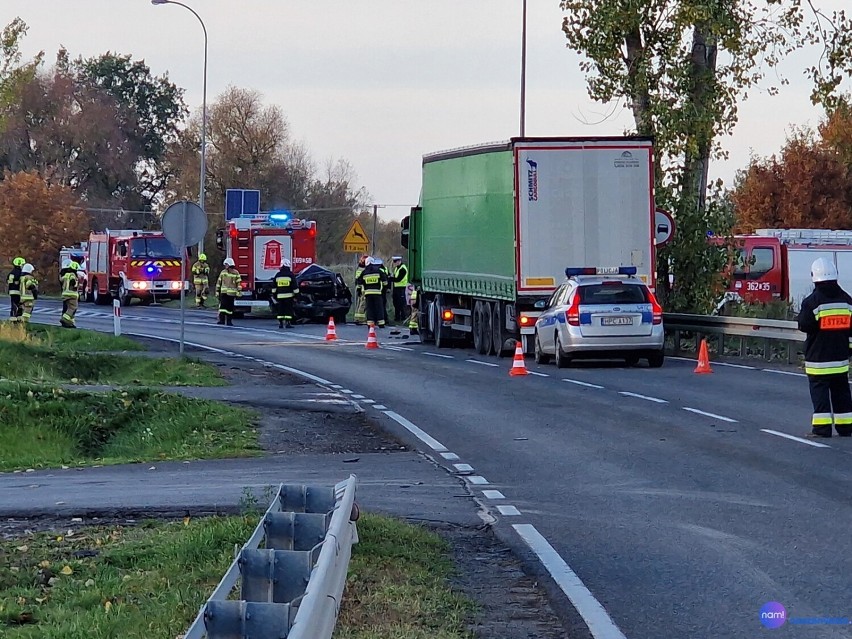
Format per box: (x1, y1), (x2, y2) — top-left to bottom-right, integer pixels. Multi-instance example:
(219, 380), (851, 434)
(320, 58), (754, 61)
(755, 228), (852, 246)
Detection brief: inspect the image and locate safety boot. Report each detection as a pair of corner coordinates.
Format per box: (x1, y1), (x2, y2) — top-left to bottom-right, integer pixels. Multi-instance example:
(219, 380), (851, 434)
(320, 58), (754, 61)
(226, 316), (233, 326)
(216, 313), (225, 325)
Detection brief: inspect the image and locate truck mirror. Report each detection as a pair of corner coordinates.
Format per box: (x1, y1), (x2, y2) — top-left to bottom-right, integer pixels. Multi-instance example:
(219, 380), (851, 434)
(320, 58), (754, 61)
(117, 242), (127, 257)
(401, 216), (410, 249)
(215, 230), (224, 251)
(534, 299), (547, 310)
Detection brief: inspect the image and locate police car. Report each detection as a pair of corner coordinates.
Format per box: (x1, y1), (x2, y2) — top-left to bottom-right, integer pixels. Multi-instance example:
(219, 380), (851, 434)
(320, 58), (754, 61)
(533, 267), (665, 368)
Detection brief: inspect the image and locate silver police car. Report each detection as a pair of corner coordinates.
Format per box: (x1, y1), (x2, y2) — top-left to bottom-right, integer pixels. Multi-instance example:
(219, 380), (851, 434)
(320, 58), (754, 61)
(533, 267), (665, 368)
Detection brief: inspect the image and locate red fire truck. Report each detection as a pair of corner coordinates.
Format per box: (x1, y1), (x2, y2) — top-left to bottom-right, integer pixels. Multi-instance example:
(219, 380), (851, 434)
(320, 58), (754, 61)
(86, 229), (189, 305)
(216, 212), (317, 314)
(724, 228), (852, 312)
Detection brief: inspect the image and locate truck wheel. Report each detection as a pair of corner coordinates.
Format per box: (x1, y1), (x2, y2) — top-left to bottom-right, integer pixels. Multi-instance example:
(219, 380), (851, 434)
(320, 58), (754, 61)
(418, 299), (433, 344)
(92, 281), (109, 306)
(473, 302), (485, 354)
(492, 302), (508, 357)
(480, 302), (493, 355)
(118, 283), (131, 306)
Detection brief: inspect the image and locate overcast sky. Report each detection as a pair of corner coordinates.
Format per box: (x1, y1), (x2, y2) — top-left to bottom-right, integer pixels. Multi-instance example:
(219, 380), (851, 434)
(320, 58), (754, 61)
(4, 1), (848, 221)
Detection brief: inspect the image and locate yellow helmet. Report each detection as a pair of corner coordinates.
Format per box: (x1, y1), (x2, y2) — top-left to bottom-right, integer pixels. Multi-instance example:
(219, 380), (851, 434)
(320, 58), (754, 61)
(199, 253), (207, 261)
(13, 257), (25, 267)
(69, 261), (80, 271)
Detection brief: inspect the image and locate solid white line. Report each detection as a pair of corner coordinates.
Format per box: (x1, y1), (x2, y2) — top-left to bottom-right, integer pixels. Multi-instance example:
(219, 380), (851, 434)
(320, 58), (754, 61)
(440, 452), (460, 460)
(683, 407), (738, 423)
(563, 379), (605, 389)
(715, 361), (756, 370)
(424, 352), (454, 359)
(496, 505), (521, 516)
(513, 524), (629, 639)
(453, 463), (475, 472)
(393, 346), (414, 351)
(373, 404), (387, 410)
(466, 359), (499, 367)
(482, 490), (505, 499)
(763, 369), (806, 378)
(528, 371), (549, 377)
(761, 429), (831, 448)
(382, 410), (448, 452)
(619, 391), (668, 404)
(467, 476), (489, 485)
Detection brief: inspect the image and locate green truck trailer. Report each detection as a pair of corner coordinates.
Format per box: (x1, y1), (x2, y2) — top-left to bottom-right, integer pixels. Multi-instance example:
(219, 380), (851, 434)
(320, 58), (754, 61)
(401, 136), (656, 355)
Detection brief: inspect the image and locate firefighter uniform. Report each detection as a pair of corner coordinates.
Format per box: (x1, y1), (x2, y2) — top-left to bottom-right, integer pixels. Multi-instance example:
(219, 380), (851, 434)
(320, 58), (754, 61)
(391, 257), (409, 322)
(353, 255), (367, 325)
(191, 254), (211, 308)
(272, 261), (298, 328)
(355, 258), (387, 327)
(798, 258), (852, 437)
(19, 264), (38, 323)
(7, 257), (24, 320)
(407, 286), (419, 333)
(60, 262), (80, 328)
(377, 259), (390, 324)
(216, 259), (241, 326)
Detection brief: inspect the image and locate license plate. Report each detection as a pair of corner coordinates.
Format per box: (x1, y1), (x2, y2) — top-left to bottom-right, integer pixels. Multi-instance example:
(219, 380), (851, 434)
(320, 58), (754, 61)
(602, 316), (632, 326)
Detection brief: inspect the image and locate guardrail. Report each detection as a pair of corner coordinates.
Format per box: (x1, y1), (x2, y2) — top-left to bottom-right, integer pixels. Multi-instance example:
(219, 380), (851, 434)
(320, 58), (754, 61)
(183, 475), (358, 639)
(663, 313), (803, 364)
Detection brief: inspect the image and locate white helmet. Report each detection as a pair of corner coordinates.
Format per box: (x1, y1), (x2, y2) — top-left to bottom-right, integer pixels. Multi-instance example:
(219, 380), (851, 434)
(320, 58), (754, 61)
(22, 263), (34, 274)
(223, 258), (235, 268)
(364, 257), (374, 266)
(374, 258), (384, 265)
(281, 259), (291, 268)
(61, 259), (71, 269)
(811, 257), (838, 283)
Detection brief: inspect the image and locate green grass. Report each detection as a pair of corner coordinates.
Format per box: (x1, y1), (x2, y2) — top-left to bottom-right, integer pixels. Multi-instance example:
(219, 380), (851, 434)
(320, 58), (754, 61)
(0, 514), (472, 639)
(0, 384), (260, 471)
(25, 325), (145, 352)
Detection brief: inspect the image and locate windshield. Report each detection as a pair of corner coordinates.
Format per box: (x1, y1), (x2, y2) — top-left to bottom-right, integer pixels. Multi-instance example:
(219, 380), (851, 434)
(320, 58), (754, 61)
(579, 283), (649, 305)
(130, 238), (181, 259)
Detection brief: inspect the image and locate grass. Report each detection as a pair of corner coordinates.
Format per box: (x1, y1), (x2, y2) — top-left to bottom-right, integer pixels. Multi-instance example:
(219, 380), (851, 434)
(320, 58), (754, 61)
(0, 514), (473, 639)
(23, 325), (145, 352)
(0, 384), (261, 471)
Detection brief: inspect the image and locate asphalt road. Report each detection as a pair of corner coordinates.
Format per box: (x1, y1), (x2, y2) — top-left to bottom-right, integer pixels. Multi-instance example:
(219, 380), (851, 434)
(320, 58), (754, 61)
(22, 301), (852, 638)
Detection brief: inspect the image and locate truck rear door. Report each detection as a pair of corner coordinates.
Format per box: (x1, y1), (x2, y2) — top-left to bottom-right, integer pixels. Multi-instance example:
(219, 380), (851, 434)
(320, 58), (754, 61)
(514, 139), (654, 296)
(254, 235), (293, 283)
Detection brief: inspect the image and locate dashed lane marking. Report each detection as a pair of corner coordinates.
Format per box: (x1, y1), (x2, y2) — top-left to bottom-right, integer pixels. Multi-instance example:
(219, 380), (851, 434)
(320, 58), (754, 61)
(467, 476), (489, 485)
(563, 379), (605, 389)
(482, 490), (505, 499)
(496, 505), (521, 516)
(763, 369), (806, 378)
(761, 429), (831, 448)
(683, 407), (738, 423)
(528, 371), (549, 377)
(619, 391), (668, 404)
(372, 404), (387, 410)
(466, 359), (499, 367)
(441, 452), (460, 460)
(424, 352), (454, 359)
(453, 463), (475, 472)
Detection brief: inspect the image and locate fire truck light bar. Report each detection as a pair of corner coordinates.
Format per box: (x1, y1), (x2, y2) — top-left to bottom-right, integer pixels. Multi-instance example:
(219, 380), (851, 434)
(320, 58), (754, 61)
(565, 266), (637, 277)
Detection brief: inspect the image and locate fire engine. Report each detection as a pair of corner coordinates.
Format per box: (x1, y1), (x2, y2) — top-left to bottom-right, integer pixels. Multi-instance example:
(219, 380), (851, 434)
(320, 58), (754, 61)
(86, 229), (189, 306)
(724, 228), (852, 312)
(216, 212), (317, 314)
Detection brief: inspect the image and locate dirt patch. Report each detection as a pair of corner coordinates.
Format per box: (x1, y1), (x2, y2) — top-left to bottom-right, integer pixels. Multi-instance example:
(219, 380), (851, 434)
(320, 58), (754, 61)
(258, 410), (406, 455)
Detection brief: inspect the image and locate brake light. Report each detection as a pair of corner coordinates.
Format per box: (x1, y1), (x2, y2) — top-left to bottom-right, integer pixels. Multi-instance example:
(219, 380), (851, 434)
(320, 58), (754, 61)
(442, 309), (453, 322)
(229, 228), (238, 238)
(240, 281), (249, 289)
(566, 295), (580, 326)
(649, 291), (663, 325)
(519, 315), (532, 326)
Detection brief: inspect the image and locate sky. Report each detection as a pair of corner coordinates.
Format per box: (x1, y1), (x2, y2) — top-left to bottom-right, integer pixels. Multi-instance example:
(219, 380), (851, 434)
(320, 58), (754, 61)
(3, 0), (849, 221)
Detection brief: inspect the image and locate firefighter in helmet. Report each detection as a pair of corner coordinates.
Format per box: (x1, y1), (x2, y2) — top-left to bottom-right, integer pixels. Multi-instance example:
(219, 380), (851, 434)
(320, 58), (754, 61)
(215, 257), (241, 326)
(391, 256), (409, 322)
(60, 260), (80, 328)
(19, 263), (38, 323)
(272, 258), (298, 328)
(7, 256), (25, 321)
(355, 257), (387, 328)
(353, 254), (368, 325)
(191, 253), (211, 308)
(406, 284), (419, 334)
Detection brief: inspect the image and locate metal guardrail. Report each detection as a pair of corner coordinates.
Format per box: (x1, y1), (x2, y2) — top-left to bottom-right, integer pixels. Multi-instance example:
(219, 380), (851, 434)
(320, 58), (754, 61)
(183, 475), (358, 639)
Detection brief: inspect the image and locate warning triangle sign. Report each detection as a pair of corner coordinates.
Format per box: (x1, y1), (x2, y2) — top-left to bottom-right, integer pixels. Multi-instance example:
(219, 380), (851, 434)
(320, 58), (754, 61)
(342, 219), (370, 252)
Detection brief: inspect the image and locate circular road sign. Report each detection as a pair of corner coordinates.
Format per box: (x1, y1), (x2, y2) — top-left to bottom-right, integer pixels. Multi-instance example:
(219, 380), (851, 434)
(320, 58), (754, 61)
(655, 209), (675, 247)
(162, 201), (208, 247)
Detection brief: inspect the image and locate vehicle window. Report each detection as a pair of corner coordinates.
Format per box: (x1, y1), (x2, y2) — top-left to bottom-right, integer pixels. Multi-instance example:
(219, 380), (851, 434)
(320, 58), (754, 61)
(556, 285), (573, 306)
(732, 247), (747, 277)
(747, 247), (774, 280)
(131, 238), (181, 258)
(578, 283), (649, 305)
(546, 285), (565, 308)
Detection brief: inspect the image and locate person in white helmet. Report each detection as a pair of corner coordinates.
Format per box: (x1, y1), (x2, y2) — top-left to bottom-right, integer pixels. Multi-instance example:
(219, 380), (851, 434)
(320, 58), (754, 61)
(19, 263), (38, 323)
(215, 257), (241, 326)
(798, 257), (852, 437)
(272, 258), (298, 328)
(355, 256), (387, 328)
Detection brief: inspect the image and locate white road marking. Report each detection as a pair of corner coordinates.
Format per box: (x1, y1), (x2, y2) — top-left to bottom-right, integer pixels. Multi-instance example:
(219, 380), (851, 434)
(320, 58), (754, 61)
(329, 384), (343, 389)
(382, 410), (448, 452)
(683, 407), (738, 423)
(715, 361), (756, 370)
(453, 463), (475, 472)
(513, 524), (629, 639)
(563, 379), (605, 389)
(466, 359), (499, 367)
(373, 404), (387, 410)
(763, 369), (806, 378)
(619, 391), (668, 404)
(392, 345), (414, 351)
(467, 476), (489, 485)
(340, 389), (353, 394)
(424, 352), (454, 359)
(351, 394), (365, 399)
(761, 429), (831, 448)
(528, 371), (549, 377)
(359, 399), (375, 404)
(440, 452), (460, 460)
(496, 505), (521, 516)
(482, 490), (505, 499)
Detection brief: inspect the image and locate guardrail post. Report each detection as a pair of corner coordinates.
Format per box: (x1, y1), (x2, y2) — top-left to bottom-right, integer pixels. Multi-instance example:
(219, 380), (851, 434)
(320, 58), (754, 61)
(113, 299), (121, 336)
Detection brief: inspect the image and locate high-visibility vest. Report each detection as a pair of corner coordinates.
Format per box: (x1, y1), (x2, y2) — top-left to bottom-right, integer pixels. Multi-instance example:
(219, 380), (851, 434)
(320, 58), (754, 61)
(362, 273), (382, 295)
(191, 261), (210, 283)
(393, 263), (409, 288)
(216, 269), (241, 296)
(20, 275), (38, 302)
(61, 272), (79, 299)
(274, 276), (295, 299)
(354, 266), (364, 292)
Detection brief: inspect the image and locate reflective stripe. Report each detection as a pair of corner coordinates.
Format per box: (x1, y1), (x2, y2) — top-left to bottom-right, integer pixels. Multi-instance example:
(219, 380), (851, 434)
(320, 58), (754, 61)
(834, 412), (852, 425)
(812, 413), (834, 426)
(805, 361), (850, 375)
(813, 302), (852, 315)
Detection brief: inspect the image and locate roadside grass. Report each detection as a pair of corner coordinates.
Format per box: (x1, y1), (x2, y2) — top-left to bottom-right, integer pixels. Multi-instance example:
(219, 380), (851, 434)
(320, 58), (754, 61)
(0, 514), (473, 639)
(0, 384), (260, 471)
(22, 324), (145, 352)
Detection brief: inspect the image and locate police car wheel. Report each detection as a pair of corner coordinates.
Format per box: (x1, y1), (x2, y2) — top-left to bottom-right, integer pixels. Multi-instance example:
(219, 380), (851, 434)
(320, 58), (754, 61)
(625, 354), (640, 367)
(555, 335), (570, 369)
(534, 333), (551, 365)
(648, 350), (665, 368)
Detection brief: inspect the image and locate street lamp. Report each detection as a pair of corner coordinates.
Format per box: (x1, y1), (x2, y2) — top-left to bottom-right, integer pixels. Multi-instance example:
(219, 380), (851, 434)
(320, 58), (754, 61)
(520, 0), (527, 137)
(151, 0), (208, 253)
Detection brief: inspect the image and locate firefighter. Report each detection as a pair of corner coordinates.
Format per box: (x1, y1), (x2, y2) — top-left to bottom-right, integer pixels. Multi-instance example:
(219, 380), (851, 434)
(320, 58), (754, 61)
(355, 257), (387, 328)
(407, 284), (419, 334)
(353, 254), (368, 325)
(798, 257), (852, 438)
(376, 257), (391, 325)
(391, 256), (409, 322)
(60, 260), (80, 328)
(7, 256), (24, 321)
(191, 253), (211, 308)
(215, 257), (241, 326)
(19, 263), (38, 323)
(272, 258), (298, 328)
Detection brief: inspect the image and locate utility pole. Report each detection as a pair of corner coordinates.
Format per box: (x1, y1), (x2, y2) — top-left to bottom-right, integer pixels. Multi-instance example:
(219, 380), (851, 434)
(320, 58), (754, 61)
(371, 204), (378, 255)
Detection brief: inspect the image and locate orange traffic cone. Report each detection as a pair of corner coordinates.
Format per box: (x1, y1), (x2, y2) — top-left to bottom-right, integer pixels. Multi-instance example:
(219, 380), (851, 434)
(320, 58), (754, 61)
(509, 340), (528, 376)
(694, 338), (713, 374)
(325, 316), (338, 341)
(365, 324), (379, 350)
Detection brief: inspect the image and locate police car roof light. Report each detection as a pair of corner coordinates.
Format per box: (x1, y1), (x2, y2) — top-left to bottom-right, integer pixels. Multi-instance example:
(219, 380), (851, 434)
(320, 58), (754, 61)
(565, 266), (637, 277)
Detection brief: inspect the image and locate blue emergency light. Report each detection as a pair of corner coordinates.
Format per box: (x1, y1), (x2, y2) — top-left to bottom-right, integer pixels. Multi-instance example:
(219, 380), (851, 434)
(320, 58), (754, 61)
(268, 210), (292, 227)
(565, 266), (637, 277)
(145, 264), (162, 277)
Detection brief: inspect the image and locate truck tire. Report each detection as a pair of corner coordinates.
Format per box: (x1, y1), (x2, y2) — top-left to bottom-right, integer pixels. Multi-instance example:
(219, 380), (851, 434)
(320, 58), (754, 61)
(417, 298), (434, 344)
(473, 302), (485, 354)
(480, 301), (492, 355)
(92, 280), (110, 306)
(434, 299), (447, 349)
(117, 282), (131, 307)
(492, 302), (509, 357)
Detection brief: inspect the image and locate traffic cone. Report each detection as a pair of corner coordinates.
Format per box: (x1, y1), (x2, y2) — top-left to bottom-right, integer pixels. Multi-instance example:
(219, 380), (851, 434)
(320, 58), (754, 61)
(509, 340), (528, 377)
(325, 316), (338, 341)
(365, 324), (379, 350)
(694, 338), (713, 374)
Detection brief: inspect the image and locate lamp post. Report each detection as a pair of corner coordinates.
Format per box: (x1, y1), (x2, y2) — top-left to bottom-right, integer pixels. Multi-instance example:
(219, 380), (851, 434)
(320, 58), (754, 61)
(151, 0), (208, 254)
(520, 0), (527, 137)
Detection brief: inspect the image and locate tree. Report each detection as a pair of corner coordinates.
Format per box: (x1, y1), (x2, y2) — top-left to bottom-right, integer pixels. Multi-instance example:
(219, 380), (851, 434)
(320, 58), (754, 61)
(0, 18), (43, 135)
(561, 1), (852, 312)
(0, 171), (89, 290)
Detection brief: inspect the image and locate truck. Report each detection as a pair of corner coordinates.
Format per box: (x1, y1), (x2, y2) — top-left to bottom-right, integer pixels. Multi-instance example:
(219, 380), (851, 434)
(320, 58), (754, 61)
(215, 213), (318, 315)
(402, 136), (656, 355)
(86, 230), (189, 305)
(723, 228), (852, 313)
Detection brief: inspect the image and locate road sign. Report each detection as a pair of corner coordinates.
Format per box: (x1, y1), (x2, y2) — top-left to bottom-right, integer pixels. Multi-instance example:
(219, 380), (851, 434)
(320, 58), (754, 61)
(225, 189), (261, 221)
(343, 219), (370, 253)
(162, 201), (208, 248)
(655, 209), (675, 247)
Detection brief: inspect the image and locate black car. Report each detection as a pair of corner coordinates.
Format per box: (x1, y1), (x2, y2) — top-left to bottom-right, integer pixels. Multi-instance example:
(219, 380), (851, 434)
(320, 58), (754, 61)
(294, 264), (352, 324)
